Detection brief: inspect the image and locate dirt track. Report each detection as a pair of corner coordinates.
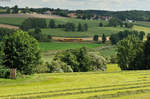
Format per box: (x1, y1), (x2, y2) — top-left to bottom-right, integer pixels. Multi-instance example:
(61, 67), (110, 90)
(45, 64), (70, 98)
(0, 14), (64, 19)
(0, 24), (19, 30)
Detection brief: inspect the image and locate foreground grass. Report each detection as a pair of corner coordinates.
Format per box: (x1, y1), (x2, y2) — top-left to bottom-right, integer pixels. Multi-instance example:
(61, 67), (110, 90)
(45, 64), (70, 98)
(39, 42), (103, 51)
(1, 65), (150, 99)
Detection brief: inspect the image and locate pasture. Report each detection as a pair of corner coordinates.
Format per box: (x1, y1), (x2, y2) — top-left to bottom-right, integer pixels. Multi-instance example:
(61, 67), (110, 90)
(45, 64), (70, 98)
(39, 42), (103, 51)
(1, 64), (150, 99)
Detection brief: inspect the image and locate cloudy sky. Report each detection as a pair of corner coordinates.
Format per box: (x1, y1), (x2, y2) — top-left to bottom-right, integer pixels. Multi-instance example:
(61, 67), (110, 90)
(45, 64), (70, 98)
(1, 0), (150, 11)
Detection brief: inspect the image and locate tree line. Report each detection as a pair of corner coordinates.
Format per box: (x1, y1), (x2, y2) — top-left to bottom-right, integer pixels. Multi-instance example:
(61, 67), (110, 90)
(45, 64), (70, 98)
(110, 30), (145, 44)
(117, 34), (150, 70)
(21, 18), (88, 32)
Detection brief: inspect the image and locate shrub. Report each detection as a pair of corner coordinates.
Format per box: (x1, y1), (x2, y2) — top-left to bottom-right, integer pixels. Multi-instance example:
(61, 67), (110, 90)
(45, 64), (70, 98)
(51, 47), (107, 72)
(47, 60), (73, 73)
(0, 66), (10, 78)
(88, 53), (107, 71)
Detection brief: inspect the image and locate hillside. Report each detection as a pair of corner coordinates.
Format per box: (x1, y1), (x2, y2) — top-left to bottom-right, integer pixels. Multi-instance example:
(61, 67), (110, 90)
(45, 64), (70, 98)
(0, 15), (149, 38)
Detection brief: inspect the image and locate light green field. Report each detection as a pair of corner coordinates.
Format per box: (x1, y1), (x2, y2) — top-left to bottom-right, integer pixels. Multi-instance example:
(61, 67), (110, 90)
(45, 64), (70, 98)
(0, 17), (25, 26)
(1, 64), (150, 99)
(133, 25), (150, 34)
(41, 27), (127, 37)
(0, 17), (129, 37)
(134, 21), (150, 28)
(0, 9), (6, 13)
(39, 42), (104, 51)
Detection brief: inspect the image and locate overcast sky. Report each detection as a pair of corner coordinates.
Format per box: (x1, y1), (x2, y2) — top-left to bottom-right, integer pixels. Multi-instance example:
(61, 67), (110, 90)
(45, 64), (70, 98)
(0, 0), (150, 11)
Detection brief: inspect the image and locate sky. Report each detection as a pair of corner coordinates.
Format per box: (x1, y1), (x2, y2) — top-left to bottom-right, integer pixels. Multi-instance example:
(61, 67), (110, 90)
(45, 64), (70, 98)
(0, 0), (150, 11)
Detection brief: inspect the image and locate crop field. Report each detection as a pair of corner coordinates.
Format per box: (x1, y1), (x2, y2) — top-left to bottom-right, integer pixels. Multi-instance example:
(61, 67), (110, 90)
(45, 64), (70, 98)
(134, 21), (150, 28)
(1, 64), (150, 99)
(39, 42), (103, 51)
(41, 27), (126, 37)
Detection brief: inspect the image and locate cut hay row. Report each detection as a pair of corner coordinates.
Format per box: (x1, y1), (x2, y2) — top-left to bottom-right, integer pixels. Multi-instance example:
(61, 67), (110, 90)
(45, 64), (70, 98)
(1, 70), (150, 99)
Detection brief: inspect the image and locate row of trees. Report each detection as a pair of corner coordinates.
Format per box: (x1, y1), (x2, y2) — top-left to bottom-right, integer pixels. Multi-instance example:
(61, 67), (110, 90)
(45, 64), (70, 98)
(20, 18), (47, 30)
(117, 34), (150, 70)
(108, 17), (134, 28)
(21, 18), (88, 32)
(49, 19), (88, 32)
(110, 30), (145, 44)
(93, 34), (106, 43)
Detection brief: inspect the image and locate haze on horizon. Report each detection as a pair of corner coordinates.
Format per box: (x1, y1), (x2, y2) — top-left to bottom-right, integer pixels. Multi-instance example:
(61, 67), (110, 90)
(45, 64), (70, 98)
(0, 0), (150, 11)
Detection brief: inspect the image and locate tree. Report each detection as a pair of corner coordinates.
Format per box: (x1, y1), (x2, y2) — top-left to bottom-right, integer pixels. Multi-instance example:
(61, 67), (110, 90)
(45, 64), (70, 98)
(93, 35), (99, 42)
(125, 23), (134, 28)
(49, 19), (56, 28)
(77, 23), (83, 32)
(117, 35), (141, 70)
(142, 34), (150, 69)
(0, 30), (41, 75)
(99, 23), (103, 27)
(139, 31), (145, 41)
(20, 18), (47, 30)
(109, 17), (122, 27)
(12, 5), (18, 14)
(6, 8), (10, 14)
(102, 34), (106, 43)
(64, 23), (75, 31)
(83, 23), (88, 31)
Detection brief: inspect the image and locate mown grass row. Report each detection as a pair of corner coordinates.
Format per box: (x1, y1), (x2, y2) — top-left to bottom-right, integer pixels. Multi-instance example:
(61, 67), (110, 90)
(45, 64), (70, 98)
(1, 67), (150, 99)
(2, 75), (150, 99)
(6, 84), (150, 99)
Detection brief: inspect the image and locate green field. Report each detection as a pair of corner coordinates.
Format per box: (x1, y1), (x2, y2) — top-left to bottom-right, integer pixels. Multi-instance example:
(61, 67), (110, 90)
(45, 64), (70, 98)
(39, 42), (104, 51)
(0, 17), (25, 26)
(1, 17), (150, 37)
(0, 17), (130, 37)
(41, 27), (127, 37)
(134, 21), (150, 28)
(1, 64), (150, 99)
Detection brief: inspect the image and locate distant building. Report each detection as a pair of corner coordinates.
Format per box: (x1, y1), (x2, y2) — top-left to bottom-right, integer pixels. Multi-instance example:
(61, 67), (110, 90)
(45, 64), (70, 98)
(68, 13), (77, 18)
(126, 19), (136, 23)
(43, 11), (52, 16)
(99, 16), (112, 21)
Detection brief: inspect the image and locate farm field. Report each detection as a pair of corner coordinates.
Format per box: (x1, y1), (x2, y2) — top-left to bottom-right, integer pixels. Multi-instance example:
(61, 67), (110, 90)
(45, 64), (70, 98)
(0, 16), (150, 37)
(41, 27), (126, 37)
(39, 42), (104, 51)
(134, 21), (150, 28)
(1, 64), (150, 99)
(0, 16), (128, 37)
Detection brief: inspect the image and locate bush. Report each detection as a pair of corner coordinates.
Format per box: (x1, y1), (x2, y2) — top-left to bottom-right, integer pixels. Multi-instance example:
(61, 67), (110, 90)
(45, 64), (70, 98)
(47, 60), (73, 73)
(50, 47), (107, 72)
(0, 67), (10, 78)
(88, 53), (107, 71)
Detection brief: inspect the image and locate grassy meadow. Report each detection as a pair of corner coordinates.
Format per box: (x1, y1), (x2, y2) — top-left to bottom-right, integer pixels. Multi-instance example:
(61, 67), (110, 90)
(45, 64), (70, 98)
(39, 42), (104, 51)
(2, 64), (150, 99)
